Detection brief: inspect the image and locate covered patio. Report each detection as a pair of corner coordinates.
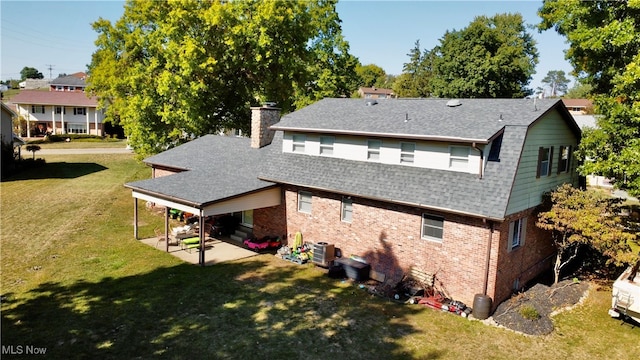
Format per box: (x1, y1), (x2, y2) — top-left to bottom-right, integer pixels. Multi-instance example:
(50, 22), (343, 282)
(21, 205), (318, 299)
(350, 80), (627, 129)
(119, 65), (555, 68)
(123, 134), (284, 266)
(138, 236), (258, 265)
(128, 185), (281, 266)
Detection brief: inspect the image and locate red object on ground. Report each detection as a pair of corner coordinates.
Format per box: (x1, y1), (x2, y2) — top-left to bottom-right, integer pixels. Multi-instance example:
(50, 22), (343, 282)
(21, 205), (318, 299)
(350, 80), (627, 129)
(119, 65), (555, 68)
(244, 237), (281, 250)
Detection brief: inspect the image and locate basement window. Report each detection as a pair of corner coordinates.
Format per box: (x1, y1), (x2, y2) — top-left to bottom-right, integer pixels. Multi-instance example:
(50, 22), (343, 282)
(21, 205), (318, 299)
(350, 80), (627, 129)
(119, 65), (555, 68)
(421, 214), (444, 242)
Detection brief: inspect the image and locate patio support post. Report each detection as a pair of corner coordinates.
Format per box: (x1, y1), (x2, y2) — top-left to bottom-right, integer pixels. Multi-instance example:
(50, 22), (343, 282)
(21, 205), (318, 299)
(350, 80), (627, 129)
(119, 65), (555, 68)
(133, 198), (139, 239)
(199, 212), (205, 266)
(165, 207), (170, 252)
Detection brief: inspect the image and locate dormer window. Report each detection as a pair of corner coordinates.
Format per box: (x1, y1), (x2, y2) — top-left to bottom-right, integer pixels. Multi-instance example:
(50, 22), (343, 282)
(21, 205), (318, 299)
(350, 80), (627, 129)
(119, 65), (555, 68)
(400, 142), (415, 164)
(367, 140), (381, 161)
(449, 146), (469, 169)
(292, 134), (306, 153)
(320, 136), (334, 156)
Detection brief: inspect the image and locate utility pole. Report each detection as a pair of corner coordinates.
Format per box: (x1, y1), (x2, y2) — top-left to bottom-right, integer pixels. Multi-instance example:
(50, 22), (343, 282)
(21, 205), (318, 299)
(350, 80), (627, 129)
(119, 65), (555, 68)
(45, 64), (55, 79)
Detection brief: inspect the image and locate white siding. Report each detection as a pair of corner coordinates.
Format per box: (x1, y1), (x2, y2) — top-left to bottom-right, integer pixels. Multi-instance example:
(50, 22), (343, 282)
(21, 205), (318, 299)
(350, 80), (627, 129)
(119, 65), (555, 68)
(505, 112), (580, 215)
(282, 131), (483, 174)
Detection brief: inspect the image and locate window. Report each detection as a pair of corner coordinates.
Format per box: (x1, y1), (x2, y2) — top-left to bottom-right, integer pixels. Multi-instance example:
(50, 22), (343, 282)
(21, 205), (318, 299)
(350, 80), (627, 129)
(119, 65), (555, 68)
(449, 146), (469, 169)
(320, 136), (334, 156)
(508, 218), (526, 251)
(537, 146), (554, 178)
(400, 142), (415, 164)
(55, 86), (63, 91)
(421, 214), (444, 242)
(378, 94), (386, 99)
(73, 107), (86, 116)
(298, 191), (312, 213)
(68, 86), (75, 91)
(292, 134), (306, 153)
(557, 146), (571, 173)
(55, 106), (65, 115)
(67, 124), (87, 134)
(341, 197), (353, 222)
(367, 140), (381, 161)
(31, 105), (45, 114)
(488, 134), (503, 162)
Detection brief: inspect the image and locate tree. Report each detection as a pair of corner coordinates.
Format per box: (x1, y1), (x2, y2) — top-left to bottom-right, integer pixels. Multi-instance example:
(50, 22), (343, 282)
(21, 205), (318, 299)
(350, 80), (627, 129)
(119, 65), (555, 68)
(88, 0), (357, 158)
(563, 80), (593, 100)
(541, 70), (569, 97)
(539, 0), (640, 197)
(20, 67), (44, 80)
(25, 145), (41, 160)
(536, 184), (636, 284)
(355, 63), (387, 88)
(430, 13), (538, 98)
(392, 40), (433, 98)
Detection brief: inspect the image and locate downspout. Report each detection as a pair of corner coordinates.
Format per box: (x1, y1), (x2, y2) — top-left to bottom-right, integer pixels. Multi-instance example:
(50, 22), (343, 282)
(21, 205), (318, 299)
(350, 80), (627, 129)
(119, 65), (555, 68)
(482, 220), (494, 295)
(472, 142), (484, 179)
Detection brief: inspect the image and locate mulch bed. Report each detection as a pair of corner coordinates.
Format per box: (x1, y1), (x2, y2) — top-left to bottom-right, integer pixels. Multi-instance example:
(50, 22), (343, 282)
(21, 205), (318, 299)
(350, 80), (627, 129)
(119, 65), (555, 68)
(491, 279), (590, 335)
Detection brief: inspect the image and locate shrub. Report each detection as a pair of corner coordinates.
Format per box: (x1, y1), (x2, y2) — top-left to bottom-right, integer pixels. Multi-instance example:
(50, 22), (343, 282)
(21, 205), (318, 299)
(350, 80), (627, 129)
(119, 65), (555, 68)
(519, 305), (540, 320)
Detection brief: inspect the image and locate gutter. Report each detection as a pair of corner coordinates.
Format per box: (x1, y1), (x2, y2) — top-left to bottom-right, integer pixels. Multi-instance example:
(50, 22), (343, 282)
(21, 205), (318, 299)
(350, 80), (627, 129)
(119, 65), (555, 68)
(472, 142), (484, 179)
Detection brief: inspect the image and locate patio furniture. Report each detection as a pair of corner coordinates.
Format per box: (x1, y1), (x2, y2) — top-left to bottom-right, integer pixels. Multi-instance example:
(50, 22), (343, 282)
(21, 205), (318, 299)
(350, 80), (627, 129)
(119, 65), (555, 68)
(181, 237), (201, 253)
(154, 228), (166, 248)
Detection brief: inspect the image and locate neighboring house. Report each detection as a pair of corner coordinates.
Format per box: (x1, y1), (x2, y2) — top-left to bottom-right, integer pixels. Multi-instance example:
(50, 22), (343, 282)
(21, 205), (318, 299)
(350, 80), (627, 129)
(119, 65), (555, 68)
(1, 102), (25, 156)
(562, 98), (593, 116)
(19, 79), (50, 90)
(125, 98), (581, 312)
(49, 72), (88, 92)
(10, 90), (104, 137)
(358, 87), (395, 99)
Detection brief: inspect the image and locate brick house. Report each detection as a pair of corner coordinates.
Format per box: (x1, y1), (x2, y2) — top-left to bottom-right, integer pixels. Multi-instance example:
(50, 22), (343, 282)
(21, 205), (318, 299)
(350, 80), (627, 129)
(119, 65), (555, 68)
(125, 98), (581, 311)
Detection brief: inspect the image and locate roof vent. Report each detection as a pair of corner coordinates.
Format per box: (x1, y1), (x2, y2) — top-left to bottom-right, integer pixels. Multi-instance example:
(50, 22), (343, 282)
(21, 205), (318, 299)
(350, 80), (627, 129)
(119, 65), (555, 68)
(365, 99), (378, 106)
(446, 99), (462, 107)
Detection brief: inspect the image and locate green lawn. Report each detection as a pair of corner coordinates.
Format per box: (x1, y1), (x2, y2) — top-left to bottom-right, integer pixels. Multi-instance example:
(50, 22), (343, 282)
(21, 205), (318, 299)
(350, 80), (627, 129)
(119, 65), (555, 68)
(1, 153), (638, 360)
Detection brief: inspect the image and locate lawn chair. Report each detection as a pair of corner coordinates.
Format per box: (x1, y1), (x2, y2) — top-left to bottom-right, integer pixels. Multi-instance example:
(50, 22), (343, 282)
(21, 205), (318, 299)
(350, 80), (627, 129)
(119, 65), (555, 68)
(155, 228), (167, 248)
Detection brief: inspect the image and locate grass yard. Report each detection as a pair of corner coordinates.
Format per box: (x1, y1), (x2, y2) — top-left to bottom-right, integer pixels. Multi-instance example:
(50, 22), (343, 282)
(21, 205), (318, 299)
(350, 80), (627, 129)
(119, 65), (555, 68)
(1, 153), (638, 360)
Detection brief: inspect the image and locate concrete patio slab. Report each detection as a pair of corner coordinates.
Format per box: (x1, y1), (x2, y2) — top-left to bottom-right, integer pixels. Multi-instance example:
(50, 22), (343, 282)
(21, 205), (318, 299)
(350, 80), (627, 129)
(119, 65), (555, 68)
(139, 237), (258, 265)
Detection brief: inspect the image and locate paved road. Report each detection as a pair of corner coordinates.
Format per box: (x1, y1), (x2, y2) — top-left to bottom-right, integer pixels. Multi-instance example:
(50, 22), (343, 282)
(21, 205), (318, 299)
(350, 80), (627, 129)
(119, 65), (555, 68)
(37, 148), (134, 155)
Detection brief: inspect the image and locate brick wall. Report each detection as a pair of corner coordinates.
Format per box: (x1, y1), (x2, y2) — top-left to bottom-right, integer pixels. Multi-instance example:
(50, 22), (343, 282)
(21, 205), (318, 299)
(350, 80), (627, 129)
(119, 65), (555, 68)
(491, 209), (556, 307)
(275, 185), (555, 310)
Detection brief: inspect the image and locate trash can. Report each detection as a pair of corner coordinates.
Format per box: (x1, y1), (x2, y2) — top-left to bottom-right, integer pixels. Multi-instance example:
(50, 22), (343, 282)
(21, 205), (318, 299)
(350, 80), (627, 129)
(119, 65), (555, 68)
(472, 294), (492, 320)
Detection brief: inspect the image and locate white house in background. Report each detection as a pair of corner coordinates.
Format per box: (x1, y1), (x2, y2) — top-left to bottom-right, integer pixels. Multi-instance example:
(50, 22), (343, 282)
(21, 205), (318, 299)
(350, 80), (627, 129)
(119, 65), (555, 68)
(10, 90), (104, 137)
(1, 102), (25, 157)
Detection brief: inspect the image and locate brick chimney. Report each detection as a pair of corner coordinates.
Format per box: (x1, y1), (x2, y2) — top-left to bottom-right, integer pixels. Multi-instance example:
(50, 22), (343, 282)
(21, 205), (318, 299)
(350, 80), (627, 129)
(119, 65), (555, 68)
(251, 104), (280, 148)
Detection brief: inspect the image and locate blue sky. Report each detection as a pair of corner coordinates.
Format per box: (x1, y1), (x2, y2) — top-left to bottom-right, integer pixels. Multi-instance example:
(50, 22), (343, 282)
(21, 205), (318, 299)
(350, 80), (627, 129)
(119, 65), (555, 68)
(1, 0), (572, 93)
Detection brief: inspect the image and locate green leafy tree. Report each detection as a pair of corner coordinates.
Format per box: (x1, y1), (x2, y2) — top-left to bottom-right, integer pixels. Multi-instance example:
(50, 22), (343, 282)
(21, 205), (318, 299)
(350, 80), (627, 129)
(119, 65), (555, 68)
(355, 63), (387, 88)
(20, 67), (44, 80)
(541, 70), (570, 97)
(88, 0), (357, 157)
(539, 0), (640, 197)
(430, 13), (538, 98)
(563, 80), (593, 100)
(536, 184), (636, 284)
(392, 40), (433, 98)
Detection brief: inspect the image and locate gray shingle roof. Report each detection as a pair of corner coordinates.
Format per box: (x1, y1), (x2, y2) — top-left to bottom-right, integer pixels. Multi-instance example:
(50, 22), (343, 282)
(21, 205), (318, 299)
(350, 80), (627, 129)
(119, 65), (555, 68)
(272, 98), (562, 142)
(126, 98), (574, 220)
(258, 129), (525, 220)
(125, 135), (275, 206)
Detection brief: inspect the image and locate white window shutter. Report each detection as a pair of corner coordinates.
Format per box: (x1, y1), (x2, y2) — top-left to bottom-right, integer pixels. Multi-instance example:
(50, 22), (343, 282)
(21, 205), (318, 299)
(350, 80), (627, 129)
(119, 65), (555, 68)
(507, 221), (515, 252)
